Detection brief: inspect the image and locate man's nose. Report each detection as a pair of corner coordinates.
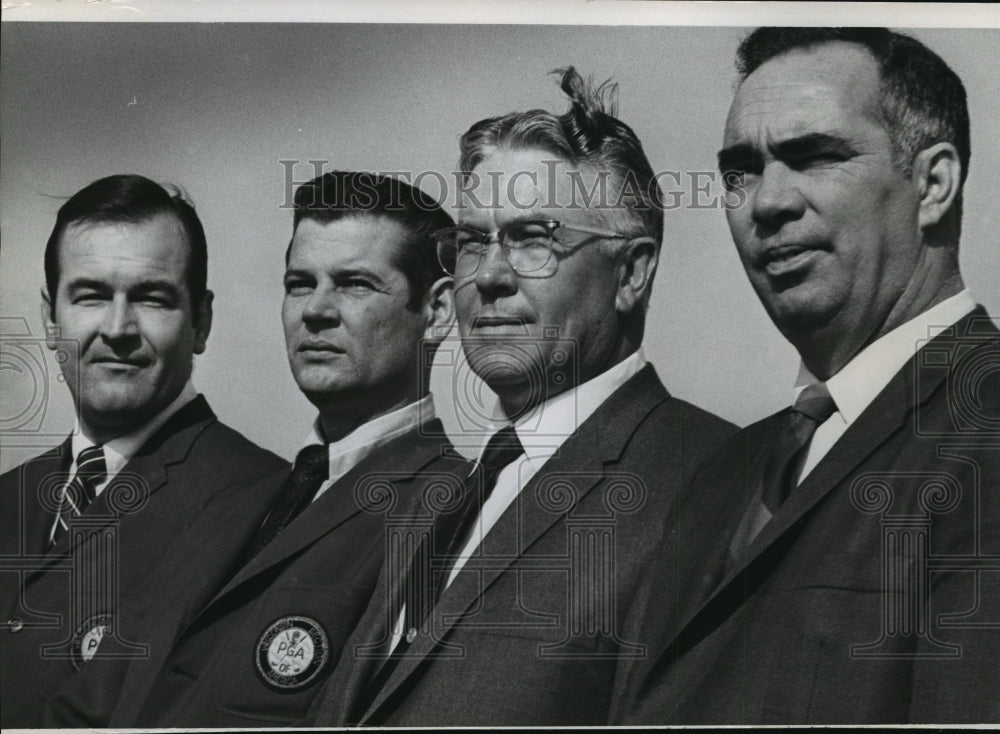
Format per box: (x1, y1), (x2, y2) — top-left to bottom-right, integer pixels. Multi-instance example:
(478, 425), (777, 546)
(751, 161), (806, 228)
(474, 239), (518, 295)
(101, 298), (140, 340)
(301, 283), (341, 324)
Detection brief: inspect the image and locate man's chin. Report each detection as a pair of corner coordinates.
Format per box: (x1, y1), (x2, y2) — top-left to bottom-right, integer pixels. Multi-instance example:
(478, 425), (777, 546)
(298, 382), (359, 407)
(759, 286), (840, 334)
(467, 359), (539, 392)
(80, 400), (160, 436)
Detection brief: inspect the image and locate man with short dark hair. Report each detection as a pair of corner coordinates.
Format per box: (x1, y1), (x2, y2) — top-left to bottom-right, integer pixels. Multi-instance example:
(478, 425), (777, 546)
(0, 174), (287, 728)
(311, 68), (735, 727)
(45, 171), (472, 727)
(623, 28), (1000, 725)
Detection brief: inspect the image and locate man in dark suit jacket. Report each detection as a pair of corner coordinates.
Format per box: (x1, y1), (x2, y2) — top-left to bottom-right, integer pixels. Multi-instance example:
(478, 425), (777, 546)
(309, 67), (735, 727)
(0, 174), (287, 728)
(43, 171), (472, 727)
(621, 28), (1000, 725)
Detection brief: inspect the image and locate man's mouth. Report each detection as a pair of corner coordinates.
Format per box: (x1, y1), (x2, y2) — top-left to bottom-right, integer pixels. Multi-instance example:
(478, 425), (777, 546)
(90, 356), (150, 369)
(472, 316), (531, 331)
(758, 244), (825, 279)
(298, 339), (345, 354)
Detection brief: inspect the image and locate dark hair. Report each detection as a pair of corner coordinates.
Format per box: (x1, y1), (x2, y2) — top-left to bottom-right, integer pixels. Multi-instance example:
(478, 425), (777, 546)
(736, 28), (969, 226)
(457, 66), (663, 255)
(45, 174), (209, 311)
(288, 171), (454, 309)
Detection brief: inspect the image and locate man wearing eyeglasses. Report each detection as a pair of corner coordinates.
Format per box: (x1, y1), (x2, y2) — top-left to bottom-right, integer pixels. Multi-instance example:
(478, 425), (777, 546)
(310, 67), (735, 727)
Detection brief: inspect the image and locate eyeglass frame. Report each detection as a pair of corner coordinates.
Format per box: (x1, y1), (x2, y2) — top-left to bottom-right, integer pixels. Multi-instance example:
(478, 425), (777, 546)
(433, 218), (638, 277)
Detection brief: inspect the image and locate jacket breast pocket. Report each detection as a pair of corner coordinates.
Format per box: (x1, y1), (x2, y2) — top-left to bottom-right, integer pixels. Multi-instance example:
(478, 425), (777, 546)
(211, 583), (376, 724)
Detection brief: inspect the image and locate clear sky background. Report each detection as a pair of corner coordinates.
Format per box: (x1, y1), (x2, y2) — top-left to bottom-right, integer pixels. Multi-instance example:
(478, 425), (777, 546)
(2, 18), (998, 470)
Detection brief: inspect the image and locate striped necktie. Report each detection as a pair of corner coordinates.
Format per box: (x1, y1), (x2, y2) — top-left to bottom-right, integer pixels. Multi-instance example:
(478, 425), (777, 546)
(50, 444), (107, 545)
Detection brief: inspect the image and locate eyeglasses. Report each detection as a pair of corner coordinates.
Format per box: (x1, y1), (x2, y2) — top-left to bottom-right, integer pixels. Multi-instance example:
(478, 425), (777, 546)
(434, 219), (631, 277)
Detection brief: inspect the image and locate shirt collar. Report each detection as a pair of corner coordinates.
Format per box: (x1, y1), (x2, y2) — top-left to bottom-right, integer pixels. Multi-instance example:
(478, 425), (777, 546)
(481, 349), (648, 462)
(303, 394), (436, 485)
(71, 380), (199, 477)
(795, 290), (977, 423)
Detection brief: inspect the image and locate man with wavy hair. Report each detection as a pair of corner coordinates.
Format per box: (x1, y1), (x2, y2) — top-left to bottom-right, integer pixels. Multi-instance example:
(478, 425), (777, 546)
(310, 67), (734, 727)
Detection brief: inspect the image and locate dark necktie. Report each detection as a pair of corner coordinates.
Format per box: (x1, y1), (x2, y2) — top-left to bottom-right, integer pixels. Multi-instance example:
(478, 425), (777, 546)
(405, 425), (524, 634)
(243, 443), (329, 561)
(760, 382), (838, 515)
(50, 444), (107, 545)
(361, 426), (523, 712)
(730, 383), (838, 556)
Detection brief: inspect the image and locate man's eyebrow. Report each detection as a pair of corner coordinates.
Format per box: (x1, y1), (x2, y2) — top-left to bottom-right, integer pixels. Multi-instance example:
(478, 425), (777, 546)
(454, 219), (490, 231)
(457, 215), (550, 231)
(771, 133), (858, 160)
(283, 267), (313, 281)
(284, 266), (387, 284)
(130, 280), (182, 296)
(718, 134), (859, 172)
(332, 266), (385, 283)
(64, 277), (110, 292)
(717, 143), (757, 171)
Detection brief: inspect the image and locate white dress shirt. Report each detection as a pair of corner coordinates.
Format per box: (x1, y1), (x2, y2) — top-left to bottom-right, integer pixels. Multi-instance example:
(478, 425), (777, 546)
(69, 380), (199, 498)
(447, 348), (648, 586)
(795, 290), (977, 484)
(390, 350), (648, 650)
(302, 394), (435, 503)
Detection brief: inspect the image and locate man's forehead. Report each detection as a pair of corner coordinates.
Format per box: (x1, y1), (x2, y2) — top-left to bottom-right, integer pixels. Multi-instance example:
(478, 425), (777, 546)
(64, 212), (184, 241)
(725, 41), (885, 145)
(459, 148), (614, 224)
(289, 215), (408, 266)
(743, 40), (881, 88)
(60, 213), (190, 264)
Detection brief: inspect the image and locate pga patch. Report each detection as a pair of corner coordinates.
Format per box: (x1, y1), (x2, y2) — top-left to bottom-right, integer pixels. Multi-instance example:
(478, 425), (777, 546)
(254, 615), (329, 691)
(71, 614), (112, 670)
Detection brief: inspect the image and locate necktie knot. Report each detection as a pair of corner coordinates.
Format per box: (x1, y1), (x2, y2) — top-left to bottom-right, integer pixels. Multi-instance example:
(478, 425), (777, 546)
(293, 443), (330, 485)
(792, 382), (837, 424)
(50, 444), (106, 545)
(75, 444), (107, 484)
(479, 425), (524, 474)
(240, 443), (329, 563)
(753, 383), (837, 531)
(395, 425), (524, 653)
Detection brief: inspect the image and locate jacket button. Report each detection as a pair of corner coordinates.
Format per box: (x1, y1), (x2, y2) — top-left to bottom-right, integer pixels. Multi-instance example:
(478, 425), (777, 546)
(7, 617), (24, 633)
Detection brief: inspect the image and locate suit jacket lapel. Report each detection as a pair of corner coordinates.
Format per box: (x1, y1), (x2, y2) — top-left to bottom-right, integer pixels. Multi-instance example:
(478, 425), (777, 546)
(114, 419), (455, 728)
(210, 420), (451, 606)
(365, 366), (670, 718)
(42, 397), (217, 564)
(21, 441), (72, 558)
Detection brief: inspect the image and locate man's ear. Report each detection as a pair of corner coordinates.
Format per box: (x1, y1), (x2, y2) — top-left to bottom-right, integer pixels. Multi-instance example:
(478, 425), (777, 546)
(615, 237), (659, 315)
(41, 287), (58, 350)
(192, 289), (214, 355)
(914, 142), (961, 230)
(423, 276), (455, 342)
